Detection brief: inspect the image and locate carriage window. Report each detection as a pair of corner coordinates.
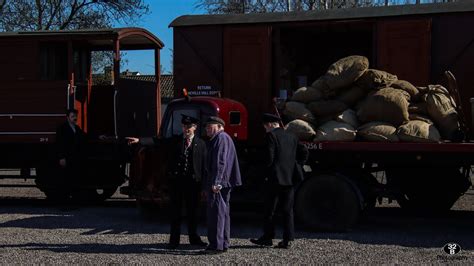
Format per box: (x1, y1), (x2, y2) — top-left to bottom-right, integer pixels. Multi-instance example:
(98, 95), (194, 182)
(40, 43), (67, 80)
(229, 111), (241, 125)
(164, 109), (200, 138)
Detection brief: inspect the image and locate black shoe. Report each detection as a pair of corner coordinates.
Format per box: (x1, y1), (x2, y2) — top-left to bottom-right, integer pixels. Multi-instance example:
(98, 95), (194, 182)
(202, 247), (224, 254)
(190, 238), (208, 247)
(275, 240), (291, 249)
(250, 237), (273, 246)
(58, 205), (79, 212)
(167, 243), (179, 250)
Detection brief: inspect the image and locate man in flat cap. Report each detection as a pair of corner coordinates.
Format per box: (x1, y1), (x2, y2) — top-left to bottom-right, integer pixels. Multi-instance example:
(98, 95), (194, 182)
(203, 116), (242, 254)
(127, 114), (207, 249)
(250, 113), (308, 249)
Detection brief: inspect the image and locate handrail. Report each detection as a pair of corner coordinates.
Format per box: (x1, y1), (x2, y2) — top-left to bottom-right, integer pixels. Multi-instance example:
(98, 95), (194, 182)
(113, 89), (118, 138)
(67, 84), (70, 109)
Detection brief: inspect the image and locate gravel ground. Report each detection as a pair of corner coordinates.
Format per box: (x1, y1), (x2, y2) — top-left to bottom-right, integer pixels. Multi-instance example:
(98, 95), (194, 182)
(0, 176), (474, 264)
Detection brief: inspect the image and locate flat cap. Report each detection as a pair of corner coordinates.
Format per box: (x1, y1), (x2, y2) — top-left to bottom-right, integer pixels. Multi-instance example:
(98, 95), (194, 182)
(181, 114), (199, 125)
(205, 116), (225, 126)
(262, 113), (281, 123)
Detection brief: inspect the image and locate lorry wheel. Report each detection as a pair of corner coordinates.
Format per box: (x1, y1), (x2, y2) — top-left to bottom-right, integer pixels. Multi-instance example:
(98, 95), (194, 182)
(295, 174), (361, 231)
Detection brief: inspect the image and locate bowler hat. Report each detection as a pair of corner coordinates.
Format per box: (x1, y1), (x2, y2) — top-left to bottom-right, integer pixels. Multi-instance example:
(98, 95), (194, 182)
(205, 116), (225, 126)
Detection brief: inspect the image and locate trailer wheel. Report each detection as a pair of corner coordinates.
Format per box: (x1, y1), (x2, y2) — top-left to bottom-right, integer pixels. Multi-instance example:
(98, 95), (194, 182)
(295, 174), (361, 231)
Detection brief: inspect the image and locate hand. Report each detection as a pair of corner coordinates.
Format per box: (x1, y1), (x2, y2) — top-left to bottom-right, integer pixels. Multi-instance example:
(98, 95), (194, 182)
(125, 137), (139, 145)
(200, 191), (207, 201)
(212, 185), (222, 193)
(59, 158), (66, 168)
(98, 134), (107, 140)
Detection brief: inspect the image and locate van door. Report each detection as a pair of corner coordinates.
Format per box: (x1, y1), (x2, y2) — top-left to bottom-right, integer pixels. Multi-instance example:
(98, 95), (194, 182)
(377, 19), (431, 86)
(223, 26), (272, 145)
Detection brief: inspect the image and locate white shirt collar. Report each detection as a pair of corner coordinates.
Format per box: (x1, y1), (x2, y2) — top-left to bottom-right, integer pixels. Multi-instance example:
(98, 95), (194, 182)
(68, 122), (76, 133)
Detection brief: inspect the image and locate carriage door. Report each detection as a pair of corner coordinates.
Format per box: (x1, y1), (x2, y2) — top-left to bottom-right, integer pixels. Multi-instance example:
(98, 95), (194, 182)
(377, 19), (431, 86)
(224, 26), (272, 145)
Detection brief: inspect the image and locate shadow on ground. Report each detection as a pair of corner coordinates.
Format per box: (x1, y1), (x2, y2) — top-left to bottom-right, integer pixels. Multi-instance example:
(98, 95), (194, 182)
(1, 198), (474, 251)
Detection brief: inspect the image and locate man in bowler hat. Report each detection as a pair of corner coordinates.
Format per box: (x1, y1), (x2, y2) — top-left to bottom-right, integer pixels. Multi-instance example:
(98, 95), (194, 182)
(203, 116), (242, 254)
(250, 113), (308, 249)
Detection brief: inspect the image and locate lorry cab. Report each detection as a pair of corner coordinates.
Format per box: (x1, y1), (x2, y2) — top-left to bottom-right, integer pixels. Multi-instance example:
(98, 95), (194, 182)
(125, 95), (248, 207)
(160, 96), (248, 141)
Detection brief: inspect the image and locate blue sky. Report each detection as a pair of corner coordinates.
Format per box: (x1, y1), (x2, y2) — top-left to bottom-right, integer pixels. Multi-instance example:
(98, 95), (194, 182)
(121, 0), (204, 75)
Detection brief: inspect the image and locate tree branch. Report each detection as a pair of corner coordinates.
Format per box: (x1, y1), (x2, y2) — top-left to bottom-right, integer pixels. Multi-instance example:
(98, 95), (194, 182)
(45, 0), (62, 30)
(0, 0), (6, 11)
(35, 0), (43, 30)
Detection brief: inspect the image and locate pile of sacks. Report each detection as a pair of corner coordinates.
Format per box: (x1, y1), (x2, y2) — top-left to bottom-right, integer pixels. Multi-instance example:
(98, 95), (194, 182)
(283, 55), (462, 143)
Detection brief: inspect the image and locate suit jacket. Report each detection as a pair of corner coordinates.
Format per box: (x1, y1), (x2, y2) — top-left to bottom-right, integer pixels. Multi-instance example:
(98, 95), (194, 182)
(55, 121), (87, 161)
(168, 135), (207, 182)
(206, 131), (242, 188)
(265, 127), (308, 186)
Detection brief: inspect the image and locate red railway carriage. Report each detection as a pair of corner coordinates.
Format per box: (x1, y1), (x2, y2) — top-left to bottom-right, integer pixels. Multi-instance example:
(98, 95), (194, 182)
(0, 28), (164, 201)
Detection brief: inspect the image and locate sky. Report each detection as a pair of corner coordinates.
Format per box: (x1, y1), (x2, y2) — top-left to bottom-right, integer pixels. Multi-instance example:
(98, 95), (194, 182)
(120, 0), (205, 75)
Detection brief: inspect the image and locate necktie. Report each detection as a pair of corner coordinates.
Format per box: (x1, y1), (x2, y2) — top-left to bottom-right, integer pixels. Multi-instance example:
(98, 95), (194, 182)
(185, 138), (191, 149)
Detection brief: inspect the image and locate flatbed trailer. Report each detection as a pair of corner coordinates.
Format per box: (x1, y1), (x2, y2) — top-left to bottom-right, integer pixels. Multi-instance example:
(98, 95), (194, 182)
(294, 141), (473, 230)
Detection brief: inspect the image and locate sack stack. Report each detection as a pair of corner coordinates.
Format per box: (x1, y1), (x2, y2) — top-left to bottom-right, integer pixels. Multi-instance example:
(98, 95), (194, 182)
(283, 55), (462, 143)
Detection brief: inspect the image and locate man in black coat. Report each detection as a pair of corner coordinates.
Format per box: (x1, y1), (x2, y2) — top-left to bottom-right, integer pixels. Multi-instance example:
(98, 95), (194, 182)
(250, 113), (308, 249)
(128, 115), (208, 249)
(167, 115), (208, 249)
(55, 109), (87, 189)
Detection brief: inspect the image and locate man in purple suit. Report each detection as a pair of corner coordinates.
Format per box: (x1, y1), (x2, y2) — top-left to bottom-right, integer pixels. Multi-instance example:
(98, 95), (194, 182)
(203, 116), (242, 254)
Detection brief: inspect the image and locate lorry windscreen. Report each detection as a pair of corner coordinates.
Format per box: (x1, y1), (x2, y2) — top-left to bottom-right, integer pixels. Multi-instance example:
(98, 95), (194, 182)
(163, 108), (201, 138)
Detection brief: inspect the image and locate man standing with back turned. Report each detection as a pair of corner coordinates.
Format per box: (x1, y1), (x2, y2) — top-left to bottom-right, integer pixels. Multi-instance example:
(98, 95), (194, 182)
(204, 116), (242, 254)
(250, 113), (308, 249)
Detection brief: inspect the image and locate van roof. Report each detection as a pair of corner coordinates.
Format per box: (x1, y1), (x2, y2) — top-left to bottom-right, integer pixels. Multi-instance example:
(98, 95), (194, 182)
(0, 27), (164, 49)
(170, 2), (474, 27)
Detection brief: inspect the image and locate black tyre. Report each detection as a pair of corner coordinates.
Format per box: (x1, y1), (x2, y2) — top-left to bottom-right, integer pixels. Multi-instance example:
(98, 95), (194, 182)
(295, 174), (361, 231)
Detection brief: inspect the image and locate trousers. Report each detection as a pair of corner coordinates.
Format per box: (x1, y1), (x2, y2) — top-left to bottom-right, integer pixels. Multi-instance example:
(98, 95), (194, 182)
(262, 184), (295, 241)
(207, 187), (232, 250)
(169, 178), (201, 244)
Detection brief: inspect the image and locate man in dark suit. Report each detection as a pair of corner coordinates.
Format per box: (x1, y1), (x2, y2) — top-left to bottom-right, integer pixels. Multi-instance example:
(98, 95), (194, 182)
(127, 115), (208, 249)
(203, 116), (242, 254)
(250, 113), (308, 249)
(55, 109), (87, 194)
(167, 115), (208, 249)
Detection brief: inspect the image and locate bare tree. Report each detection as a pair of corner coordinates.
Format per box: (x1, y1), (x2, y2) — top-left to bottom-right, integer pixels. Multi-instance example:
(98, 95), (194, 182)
(196, 0), (460, 13)
(0, 0), (149, 32)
